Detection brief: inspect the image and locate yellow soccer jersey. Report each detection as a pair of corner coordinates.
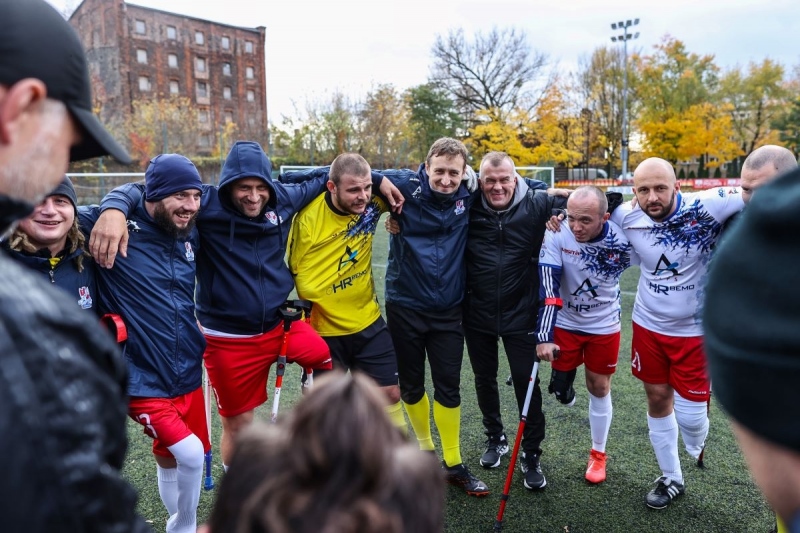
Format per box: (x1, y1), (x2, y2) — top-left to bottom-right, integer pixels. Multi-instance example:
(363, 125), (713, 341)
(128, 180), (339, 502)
(288, 192), (387, 336)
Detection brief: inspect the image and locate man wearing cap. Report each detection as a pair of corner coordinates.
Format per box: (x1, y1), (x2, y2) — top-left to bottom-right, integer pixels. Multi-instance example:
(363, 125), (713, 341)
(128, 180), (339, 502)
(80, 154), (207, 533)
(0, 0), (147, 532)
(5, 177), (96, 311)
(89, 141), (401, 469)
(704, 165), (800, 533)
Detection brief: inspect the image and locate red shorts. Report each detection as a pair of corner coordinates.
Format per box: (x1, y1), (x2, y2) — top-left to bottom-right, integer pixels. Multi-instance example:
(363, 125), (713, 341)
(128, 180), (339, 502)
(552, 328), (620, 375)
(204, 320), (332, 417)
(631, 321), (709, 402)
(128, 387), (211, 458)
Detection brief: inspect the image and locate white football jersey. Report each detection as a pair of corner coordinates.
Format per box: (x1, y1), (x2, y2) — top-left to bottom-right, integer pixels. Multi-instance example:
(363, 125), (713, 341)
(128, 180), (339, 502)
(612, 187), (743, 336)
(537, 220), (633, 342)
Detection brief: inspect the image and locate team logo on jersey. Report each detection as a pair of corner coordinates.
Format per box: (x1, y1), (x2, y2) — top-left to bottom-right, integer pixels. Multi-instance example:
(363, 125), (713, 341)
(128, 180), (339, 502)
(728, 188), (739, 195)
(571, 278), (599, 298)
(652, 254), (680, 277)
(127, 220), (140, 232)
(718, 188), (725, 197)
(265, 211), (278, 225)
(338, 245), (359, 271)
(454, 199), (465, 216)
(77, 286), (93, 309)
(412, 186), (422, 198)
(185, 242), (195, 262)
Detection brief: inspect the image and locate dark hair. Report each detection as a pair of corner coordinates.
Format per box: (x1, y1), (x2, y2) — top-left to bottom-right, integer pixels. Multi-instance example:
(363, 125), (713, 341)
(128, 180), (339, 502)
(208, 371), (445, 533)
(330, 153), (371, 186)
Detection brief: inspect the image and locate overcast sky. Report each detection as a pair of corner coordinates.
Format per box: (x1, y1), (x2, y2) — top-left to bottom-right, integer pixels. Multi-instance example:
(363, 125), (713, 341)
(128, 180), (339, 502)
(49, 0), (800, 123)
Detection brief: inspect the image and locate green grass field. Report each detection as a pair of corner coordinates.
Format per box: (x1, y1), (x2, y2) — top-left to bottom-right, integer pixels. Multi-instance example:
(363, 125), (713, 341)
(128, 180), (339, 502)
(123, 214), (773, 532)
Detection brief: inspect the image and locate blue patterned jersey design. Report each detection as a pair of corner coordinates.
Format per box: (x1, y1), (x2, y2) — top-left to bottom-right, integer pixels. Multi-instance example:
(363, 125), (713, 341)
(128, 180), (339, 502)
(648, 198), (721, 254)
(346, 201), (382, 239)
(580, 227), (632, 280)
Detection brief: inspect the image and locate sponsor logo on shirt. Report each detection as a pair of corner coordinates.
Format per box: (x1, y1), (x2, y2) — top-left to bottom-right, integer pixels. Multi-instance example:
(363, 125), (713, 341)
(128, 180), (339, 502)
(127, 220), (140, 232)
(338, 245), (359, 271)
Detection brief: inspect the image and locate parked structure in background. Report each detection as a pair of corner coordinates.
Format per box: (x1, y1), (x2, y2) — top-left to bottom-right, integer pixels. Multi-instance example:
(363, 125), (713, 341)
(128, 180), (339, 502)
(69, 0), (267, 153)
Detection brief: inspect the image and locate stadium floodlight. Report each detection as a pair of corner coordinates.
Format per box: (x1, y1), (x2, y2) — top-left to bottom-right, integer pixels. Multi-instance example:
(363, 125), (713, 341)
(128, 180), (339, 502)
(610, 17), (640, 181)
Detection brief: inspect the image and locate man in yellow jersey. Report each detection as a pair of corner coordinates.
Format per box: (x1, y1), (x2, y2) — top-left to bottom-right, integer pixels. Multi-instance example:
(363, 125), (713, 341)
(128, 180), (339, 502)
(287, 153), (405, 430)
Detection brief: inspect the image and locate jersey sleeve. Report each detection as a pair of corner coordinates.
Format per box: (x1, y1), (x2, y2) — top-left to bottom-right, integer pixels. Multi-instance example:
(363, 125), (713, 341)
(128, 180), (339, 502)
(99, 182), (145, 216)
(535, 230), (564, 344)
(700, 187), (744, 223)
(287, 214), (312, 277)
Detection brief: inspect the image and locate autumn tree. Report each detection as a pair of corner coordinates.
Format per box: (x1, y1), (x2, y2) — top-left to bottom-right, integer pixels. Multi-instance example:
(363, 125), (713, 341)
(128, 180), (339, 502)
(357, 84), (411, 168)
(405, 83), (463, 163)
(126, 96), (204, 167)
(719, 59), (791, 172)
(634, 36), (741, 166)
(430, 27), (552, 124)
(772, 95), (800, 157)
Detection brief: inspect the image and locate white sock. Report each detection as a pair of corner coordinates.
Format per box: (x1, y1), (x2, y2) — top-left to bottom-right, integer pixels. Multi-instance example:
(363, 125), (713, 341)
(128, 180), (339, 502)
(674, 392), (709, 459)
(588, 392), (612, 454)
(156, 465), (178, 516)
(165, 434), (204, 533)
(647, 412), (683, 485)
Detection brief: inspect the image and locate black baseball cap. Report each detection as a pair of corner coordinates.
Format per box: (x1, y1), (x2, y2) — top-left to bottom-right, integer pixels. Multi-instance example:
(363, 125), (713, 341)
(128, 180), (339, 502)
(0, 0), (131, 164)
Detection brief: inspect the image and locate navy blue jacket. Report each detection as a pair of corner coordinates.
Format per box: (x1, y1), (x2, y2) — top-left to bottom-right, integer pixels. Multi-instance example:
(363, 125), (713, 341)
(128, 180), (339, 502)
(382, 164), (547, 312)
(79, 202), (204, 398)
(5, 244), (97, 313)
(102, 142), (327, 335)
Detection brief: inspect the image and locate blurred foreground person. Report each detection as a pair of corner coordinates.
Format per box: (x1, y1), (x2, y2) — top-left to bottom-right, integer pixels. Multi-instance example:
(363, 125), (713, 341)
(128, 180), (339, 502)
(203, 371), (445, 533)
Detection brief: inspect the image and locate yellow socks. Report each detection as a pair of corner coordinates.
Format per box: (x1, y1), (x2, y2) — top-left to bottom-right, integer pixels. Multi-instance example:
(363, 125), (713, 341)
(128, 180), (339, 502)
(403, 394), (434, 451)
(434, 401), (462, 467)
(385, 401), (408, 433)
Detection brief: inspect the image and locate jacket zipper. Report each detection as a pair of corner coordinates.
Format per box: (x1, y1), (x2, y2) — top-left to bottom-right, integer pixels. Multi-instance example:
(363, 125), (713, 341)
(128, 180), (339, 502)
(495, 215), (504, 334)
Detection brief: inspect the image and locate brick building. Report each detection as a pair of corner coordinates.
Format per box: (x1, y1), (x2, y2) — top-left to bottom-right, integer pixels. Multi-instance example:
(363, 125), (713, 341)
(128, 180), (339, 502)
(69, 0), (267, 154)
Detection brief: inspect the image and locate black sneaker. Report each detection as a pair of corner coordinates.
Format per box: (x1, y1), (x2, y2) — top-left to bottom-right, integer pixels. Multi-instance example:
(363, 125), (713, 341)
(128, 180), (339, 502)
(520, 452), (547, 490)
(480, 434), (509, 468)
(645, 476), (685, 509)
(443, 462), (490, 497)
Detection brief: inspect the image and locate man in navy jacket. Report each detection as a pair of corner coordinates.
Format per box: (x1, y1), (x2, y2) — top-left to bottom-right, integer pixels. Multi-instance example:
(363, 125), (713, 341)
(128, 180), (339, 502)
(80, 154), (207, 533)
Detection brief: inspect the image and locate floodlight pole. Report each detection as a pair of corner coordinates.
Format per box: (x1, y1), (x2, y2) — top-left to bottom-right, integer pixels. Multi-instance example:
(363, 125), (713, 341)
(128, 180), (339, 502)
(611, 19), (639, 179)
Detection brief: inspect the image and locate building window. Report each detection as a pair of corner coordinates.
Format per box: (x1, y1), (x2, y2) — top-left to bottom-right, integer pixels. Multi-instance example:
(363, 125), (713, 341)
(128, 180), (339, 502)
(224, 110), (234, 124)
(136, 48), (147, 64)
(135, 19), (146, 34)
(245, 40), (253, 53)
(248, 116), (256, 127)
(246, 90), (255, 102)
(169, 80), (179, 94)
(198, 109), (209, 123)
(223, 86), (232, 100)
(221, 36), (230, 49)
(196, 81), (208, 98)
(199, 134), (211, 147)
(195, 31), (204, 45)
(138, 76), (151, 91)
(195, 57), (206, 72)
(168, 53), (178, 68)
(222, 62), (231, 76)
(246, 66), (254, 79)
(167, 25), (177, 40)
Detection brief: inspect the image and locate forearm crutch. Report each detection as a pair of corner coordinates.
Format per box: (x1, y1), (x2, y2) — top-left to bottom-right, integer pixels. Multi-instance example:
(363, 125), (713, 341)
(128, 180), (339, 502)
(289, 299), (315, 389)
(270, 303), (303, 423)
(203, 366), (214, 490)
(494, 350), (557, 532)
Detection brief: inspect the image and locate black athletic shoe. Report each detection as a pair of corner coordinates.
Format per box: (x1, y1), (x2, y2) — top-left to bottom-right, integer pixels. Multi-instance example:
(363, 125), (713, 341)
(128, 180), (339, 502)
(443, 462), (490, 497)
(645, 476), (685, 509)
(520, 452), (547, 490)
(480, 434), (509, 468)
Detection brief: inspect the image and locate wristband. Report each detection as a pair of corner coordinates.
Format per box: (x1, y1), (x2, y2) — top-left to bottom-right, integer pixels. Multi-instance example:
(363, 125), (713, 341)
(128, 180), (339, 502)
(544, 297), (563, 309)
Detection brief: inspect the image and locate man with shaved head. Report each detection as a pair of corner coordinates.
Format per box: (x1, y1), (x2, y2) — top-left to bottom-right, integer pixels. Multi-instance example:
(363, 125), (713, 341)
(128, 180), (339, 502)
(741, 145), (798, 205)
(611, 157), (743, 509)
(535, 186), (633, 484)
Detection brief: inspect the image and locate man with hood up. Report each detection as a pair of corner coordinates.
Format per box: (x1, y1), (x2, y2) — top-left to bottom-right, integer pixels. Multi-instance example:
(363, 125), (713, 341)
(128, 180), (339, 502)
(91, 141), (402, 470)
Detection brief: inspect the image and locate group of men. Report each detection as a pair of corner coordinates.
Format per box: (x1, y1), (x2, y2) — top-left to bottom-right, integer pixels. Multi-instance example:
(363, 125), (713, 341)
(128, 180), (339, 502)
(3, 0), (800, 531)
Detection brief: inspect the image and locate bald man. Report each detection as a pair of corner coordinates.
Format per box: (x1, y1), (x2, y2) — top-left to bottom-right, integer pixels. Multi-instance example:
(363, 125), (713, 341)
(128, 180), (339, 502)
(611, 157), (743, 509)
(741, 145), (798, 205)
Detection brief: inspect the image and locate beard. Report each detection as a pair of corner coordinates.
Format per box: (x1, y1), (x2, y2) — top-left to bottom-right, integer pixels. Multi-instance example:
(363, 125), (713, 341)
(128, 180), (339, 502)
(152, 202), (198, 239)
(646, 192), (677, 222)
(1, 128), (64, 208)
